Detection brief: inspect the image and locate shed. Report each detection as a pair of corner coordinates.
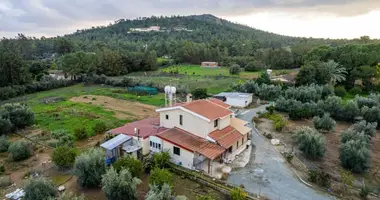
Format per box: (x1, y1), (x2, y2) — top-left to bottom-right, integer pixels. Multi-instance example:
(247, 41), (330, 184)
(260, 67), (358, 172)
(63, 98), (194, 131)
(214, 92), (253, 108)
(101, 134), (132, 159)
(201, 62), (218, 68)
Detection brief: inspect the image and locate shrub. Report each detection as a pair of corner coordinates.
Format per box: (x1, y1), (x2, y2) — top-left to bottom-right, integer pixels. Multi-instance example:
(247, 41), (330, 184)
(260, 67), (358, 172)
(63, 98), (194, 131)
(0, 118), (12, 135)
(0, 135), (10, 152)
(0, 164), (4, 175)
(230, 187), (247, 200)
(102, 167), (141, 200)
(229, 64), (241, 75)
(308, 169), (331, 188)
(48, 192), (85, 200)
(145, 184), (173, 200)
(52, 129), (75, 147)
(24, 178), (57, 200)
(149, 168), (173, 188)
(338, 100), (360, 122)
(318, 96), (342, 118)
(361, 106), (380, 127)
(8, 140), (33, 161)
(93, 121), (107, 135)
(256, 84), (282, 100)
(1, 103), (35, 129)
(262, 113), (286, 132)
(256, 72), (271, 85)
(52, 146), (77, 169)
(0, 176), (12, 187)
(339, 140), (371, 173)
(284, 84), (324, 103)
(113, 155), (143, 177)
(153, 151), (171, 169)
(340, 170), (355, 190)
(341, 130), (370, 145)
(191, 88), (208, 100)
(266, 105), (275, 114)
(359, 185), (371, 199)
(356, 96), (378, 109)
(74, 127), (88, 141)
(196, 195), (215, 200)
(334, 86), (347, 97)
(313, 113), (336, 132)
(292, 126), (325, 160)
(73, 148), (106, 188)
(351, 120), (377, 137)
(349, 86), (362, 95)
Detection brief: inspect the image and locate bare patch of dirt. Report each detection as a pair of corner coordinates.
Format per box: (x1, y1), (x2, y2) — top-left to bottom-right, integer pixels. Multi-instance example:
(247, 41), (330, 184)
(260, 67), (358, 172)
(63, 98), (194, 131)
(70, 95), (158, 120)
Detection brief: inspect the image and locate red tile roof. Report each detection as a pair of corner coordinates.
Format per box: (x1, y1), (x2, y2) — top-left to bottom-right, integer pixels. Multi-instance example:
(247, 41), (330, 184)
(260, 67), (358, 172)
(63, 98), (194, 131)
(108, 118), (167, 139)
(157, 127), (225, 160)
(207, 98), (231, 109)
(208, 126), (243, 149)
(182, 100), (233, 120)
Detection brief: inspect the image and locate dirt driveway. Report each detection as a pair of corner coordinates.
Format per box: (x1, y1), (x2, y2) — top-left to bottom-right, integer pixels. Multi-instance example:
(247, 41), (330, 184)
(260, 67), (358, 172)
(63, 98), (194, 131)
(70, 95), (158, 120)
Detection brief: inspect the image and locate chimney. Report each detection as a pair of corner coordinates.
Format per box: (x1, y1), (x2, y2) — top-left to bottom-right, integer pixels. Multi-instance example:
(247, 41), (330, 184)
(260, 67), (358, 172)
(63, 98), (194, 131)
(186, 94), (193, 103)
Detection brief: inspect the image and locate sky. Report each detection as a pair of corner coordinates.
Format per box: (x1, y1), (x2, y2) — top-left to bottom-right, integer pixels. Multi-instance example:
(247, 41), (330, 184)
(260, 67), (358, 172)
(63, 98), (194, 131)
(1, 0), (380, 39)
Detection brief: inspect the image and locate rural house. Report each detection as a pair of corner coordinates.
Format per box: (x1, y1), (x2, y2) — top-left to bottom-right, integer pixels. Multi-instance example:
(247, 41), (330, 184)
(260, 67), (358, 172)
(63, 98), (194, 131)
(201, 62), (218, 68)
(150, 98), (252, 176)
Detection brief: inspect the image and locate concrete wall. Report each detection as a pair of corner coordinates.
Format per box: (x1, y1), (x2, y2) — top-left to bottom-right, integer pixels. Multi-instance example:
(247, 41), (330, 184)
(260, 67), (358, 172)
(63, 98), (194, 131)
(162, 140), (194, 169)
(159, 109), (210, 138)
(226, 97), (252, 108)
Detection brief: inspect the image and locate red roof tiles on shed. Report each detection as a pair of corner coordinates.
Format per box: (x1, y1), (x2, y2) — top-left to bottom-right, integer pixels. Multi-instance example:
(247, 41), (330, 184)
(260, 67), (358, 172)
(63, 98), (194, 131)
(108, 118), (167, 139)
(156, 127), (225, 160)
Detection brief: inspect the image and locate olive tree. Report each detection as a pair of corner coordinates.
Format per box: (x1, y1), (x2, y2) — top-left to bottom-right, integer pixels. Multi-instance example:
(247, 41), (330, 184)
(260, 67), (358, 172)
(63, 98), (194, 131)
(293, 126), (325, 160)
(8, 140), (33, 161)
(0, 135), (10, 152)
(351, 120), (377, 137)
(341, 130), (370, 145)
(339, 139), (371, 173)
(149, 168), (173, 188)
(229, 64), (241, 75)
(361, 106), (380, 127)
(73, 148), (106, 188)
(313, 113), (336, 132)
(145, 184), (173, 200)
(0, 118), (12, 135)
(52, 146), (77, 169)
(102, 167), (141, 200)
(1, 103), (35, 129)
(113, 155), (143, 177)
(24, 178), (57, 200)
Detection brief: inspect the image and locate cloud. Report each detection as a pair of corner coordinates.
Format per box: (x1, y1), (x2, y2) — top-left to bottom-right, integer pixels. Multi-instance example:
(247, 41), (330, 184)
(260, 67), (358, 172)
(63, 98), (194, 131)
(0, 0), (379, 38)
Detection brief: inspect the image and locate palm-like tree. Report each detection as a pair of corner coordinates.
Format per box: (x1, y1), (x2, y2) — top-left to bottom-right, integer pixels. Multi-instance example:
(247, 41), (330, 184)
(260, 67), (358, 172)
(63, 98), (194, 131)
(323, 60), (347, 86)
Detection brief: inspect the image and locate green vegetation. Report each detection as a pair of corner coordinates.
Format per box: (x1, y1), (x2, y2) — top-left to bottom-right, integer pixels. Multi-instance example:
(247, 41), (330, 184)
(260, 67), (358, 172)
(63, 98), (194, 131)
(0, 135), (10, 152)
(191, 88), (208, 100)
(145, 184), (174, 200)
(8, 140), (33, 161)
(48, 192), (85, 200)
(73, 148), (106, 188)
(24, 178), (57, 200)
(312, 113), (336, 132)
(230, 187), (247, 200)
(261, 112), (287, 132)
(229, 64), (241, 75)
(149, 168), (173, 188)
(101, 167), (141, 200)
(293, 126), (325, 160)
(308, 169), (331, 188)
(340, 139), (371, 173)
(51, 146), (78, 169)
(113, 156), (143, 178)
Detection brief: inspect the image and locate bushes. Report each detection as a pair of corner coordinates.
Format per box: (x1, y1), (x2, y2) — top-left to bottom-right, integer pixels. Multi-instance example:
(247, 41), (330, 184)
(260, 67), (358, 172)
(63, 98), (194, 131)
(24, 178), (57, 200)
(0, 135), (10, 152)
(149, 168), (173, 188)
(93, 121), (107, 135)
(113, 155), (143, 177)
(1, 103), (35, 129)
(318, 96), (342, 118)
(256, 72), (271, 85)
(229, 187), (247, 200)
(339, 140), (371, 173)
(341, 130), (370, 145)
(0, 118), (12, 135)
(244, 61), (260, 72)
(229, 64), (241, 75)
(73, 148), (106, 188)
(349, 86), (362, 95)
(191, 88), (208, 100)
(308, 169), (331, 188)
(145, 184), (173, 200)
(361, 106), (380, 127)
(102, 167), (141, 200)
(284, 84), (324, 103)
(262, 113), (286, 132)
(48, 192), (85, 200)
(313, 113), (336, 132)
(52, 146), (78, 169)
(153, 151), (171, 169)
(350, 120), (377, 137)
(8, 140), (33, 161)
(74, 127), (88, 141)
(292, 127), (325, 160)
(196, 195), (215, 200)
(52, 129), (74, 147)
(338, 100), (360, 122)
(334, 86), (347, 97)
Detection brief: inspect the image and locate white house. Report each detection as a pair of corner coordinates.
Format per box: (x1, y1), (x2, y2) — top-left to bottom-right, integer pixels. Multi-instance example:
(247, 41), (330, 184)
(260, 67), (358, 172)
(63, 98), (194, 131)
(213, 92), (253, 108)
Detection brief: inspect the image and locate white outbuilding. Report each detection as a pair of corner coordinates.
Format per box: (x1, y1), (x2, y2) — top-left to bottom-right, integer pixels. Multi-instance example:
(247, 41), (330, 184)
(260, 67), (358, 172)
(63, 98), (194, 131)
(213, 92), (253, 108)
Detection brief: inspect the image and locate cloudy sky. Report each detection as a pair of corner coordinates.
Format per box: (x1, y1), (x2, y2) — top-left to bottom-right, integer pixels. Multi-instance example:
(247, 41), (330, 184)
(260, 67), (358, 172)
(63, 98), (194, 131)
(1, 0), (380, 39)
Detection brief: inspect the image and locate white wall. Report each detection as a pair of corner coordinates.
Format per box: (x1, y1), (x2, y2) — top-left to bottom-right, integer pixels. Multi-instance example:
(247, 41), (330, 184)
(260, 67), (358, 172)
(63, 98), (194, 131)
(226, 96), (253, 108)
(159, 109), (210, 138)
(162, 140), (194, 169)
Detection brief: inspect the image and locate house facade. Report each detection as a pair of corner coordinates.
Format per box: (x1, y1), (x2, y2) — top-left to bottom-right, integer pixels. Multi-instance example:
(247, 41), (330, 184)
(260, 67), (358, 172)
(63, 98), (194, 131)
(151, 99), (252, 175)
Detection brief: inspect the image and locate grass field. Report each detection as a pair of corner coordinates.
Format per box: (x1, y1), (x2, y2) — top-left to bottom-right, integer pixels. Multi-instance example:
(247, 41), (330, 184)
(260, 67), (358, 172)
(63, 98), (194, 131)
(160, 65), (296, 79)
(5, 84), (165, 135)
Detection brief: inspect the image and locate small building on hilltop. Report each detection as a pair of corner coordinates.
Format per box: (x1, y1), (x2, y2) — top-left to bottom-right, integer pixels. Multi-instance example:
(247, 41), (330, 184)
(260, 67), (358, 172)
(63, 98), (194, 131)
(214, 92), (253, 108)
(201, 62), (218, 68)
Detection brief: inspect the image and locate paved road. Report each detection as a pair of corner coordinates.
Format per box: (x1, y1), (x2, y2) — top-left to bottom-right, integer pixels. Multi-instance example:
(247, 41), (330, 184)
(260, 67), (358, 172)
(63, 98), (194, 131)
(228, 105), (333, 200)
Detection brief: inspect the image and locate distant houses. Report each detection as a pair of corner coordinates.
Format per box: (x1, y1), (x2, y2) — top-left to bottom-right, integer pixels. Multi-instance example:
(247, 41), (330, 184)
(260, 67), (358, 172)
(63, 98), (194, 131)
(128, 26), (193, 33)
(201, 62), (218, 68)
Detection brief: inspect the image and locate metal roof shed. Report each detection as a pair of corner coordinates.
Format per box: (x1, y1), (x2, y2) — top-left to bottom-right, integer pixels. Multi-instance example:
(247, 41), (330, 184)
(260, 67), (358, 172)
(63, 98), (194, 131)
(100, 134), (131, 150)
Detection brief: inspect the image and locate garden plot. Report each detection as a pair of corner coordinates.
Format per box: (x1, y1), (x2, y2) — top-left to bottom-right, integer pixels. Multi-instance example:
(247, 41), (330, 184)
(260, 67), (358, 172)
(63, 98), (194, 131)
(70, 95), (159, 120)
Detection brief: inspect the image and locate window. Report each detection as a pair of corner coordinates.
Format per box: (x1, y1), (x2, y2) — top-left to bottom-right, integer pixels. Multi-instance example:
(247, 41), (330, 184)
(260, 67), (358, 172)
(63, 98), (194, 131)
(237, 141), (239, 147)
(179, 115), (183, 125)
(165, 114), (169, 120)
(158, 144), (161, 150)
(150, 141), (153, 147)
(242, 137), (244, 144)
(173, 146), (180, 156)
(214, 119), (218, 128)
(228, 146), (232, 153)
